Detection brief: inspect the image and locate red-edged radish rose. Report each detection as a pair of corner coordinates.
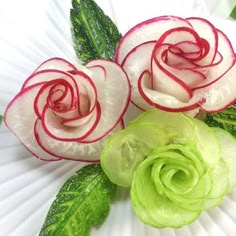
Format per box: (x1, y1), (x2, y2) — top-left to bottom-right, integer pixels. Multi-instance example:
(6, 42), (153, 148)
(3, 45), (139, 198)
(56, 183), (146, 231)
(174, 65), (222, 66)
(4, 58), (130, 161)
(115, 16), (236, 113)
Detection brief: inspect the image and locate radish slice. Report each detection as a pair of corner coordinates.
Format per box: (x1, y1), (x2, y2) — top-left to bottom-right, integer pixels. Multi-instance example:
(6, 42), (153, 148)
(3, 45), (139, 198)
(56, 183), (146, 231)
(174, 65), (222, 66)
(34, 77), (77, 119)
(86, 64), (107, 79)
(83, 59), (131, 143)
(193, 30), (236, 89)
(33, 57), (78, 74)
(41, 103), (100, 141)
(152, 44), (192, 102)
(33, 57), (92, 79)
(4, 83), (60, 161)
(160, 57), (206, 88)
(22, 69), (79, 94)
(197, 64), (236, 112)
(187, 17), (218, 65)
(115, 16), (192, 64)
(122, 41), (155, 110)
(138, 71), (203, 112)
(34, 119), (124, 161)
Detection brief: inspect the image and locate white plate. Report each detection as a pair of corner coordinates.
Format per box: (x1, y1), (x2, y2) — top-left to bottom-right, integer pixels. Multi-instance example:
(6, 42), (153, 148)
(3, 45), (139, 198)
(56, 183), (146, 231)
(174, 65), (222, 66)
(0, 0), (236, 235)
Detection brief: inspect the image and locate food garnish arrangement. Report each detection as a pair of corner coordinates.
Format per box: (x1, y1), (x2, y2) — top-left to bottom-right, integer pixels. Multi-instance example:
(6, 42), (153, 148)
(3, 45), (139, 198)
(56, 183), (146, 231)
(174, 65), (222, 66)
(2, 0), (236, 235)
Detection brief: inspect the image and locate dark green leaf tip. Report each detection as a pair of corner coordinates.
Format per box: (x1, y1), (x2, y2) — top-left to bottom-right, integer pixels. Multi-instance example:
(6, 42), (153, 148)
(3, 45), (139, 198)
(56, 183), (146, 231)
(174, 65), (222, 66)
(70, 0), (122, 63)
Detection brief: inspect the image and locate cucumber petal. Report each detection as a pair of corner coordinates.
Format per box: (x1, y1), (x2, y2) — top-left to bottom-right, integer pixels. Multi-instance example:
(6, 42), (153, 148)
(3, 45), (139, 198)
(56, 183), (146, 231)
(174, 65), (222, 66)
(131, 147), (201, 228)
(100, 123), (171, 187)
(213, 127), (236, 188)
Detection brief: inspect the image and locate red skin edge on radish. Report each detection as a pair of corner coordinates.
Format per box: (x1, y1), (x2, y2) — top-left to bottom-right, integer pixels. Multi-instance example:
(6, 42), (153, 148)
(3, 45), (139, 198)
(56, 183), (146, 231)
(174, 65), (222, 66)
(22, 57), (78, 90)
(114, 15), (193, 63)
(41, 101), (102, 142)
(34, 119), (125, 162)
(63, 70), (98, 122)
(151, 27), (204, 96)
(193, 30), (236, 90)
(80, 59), (131, 143)
(186, 17), (218, 64)
(138, 70), (204, 112)
(86, 64), (107, 79)
(4, 83), (61, 161)
(34, 78), (75, 119)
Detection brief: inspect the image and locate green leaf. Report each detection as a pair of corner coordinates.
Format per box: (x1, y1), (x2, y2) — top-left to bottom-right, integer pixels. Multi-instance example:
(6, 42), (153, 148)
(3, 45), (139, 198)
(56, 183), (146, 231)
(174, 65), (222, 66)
(205, 105), (236, 138)
(0, 115), (3, 125)
(230, 5), (236, 19)
(70, 0), (122, 63)
(39, 164), (117, 236)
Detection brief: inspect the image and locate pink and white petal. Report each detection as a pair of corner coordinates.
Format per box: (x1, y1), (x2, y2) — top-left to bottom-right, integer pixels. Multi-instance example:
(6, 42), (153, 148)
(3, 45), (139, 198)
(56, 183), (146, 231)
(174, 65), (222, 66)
(83, 59), (130, 142)
(115, 16), (193, 64)
(33, 57), (78, 74)
(34, 79), (74, 118)
(4, 83), (60, 161)
(165, 46), (200, 68)
(122, 41), (155, 74)
(138, 71), (203, 112)
(187, 17), (218, 65)
(194, 30), (236, 89)
(121, 41), (156, 109)
(154, 26), (200, 46)
(68, 71), (97, 116)
(21, 69), (79, 94)
(196, 64), (236, 112)
(34, 119), (124, 161)
(151, 28), (205, 91)
(169, 41), (202, 60)
(63, 102), (101, 127)
(41, 103), (100, 141)
(152, 45), (192, 102)
(86, 64), (107, 80)
(161, 60), (206, 88)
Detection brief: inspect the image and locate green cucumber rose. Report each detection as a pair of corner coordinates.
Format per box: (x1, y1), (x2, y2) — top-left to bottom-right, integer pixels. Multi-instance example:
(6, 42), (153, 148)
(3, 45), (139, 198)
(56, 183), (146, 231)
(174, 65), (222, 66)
(101, 109), (236, 228)
(131, 144), (229, 228)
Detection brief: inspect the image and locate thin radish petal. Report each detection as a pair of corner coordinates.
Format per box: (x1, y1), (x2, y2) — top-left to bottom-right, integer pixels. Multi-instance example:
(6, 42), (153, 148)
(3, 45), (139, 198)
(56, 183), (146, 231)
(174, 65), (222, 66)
(160, 56), (206, 88)
(153, 27), (200, 47)
(34, 78), (75, 119)
(83, 59), (130, 142)
(164, 45), (201, 68)
(33, 57), (78, 74)
(122, 41), (156, 110)
(152, 44), (192, 102)
(60, 71), (98, 127)
(115, 16), (193, 64)
(187, 17), (218, 65)
(197, 64), (236, 112)
(41, 103), (101, 141)
(34, 119), (124, 161)
(169, 41), (202, 60)
(138, 71), (203, 111)
(22, 69), (79, 94)
(194, 30), (236, 89)
(69, 71), (97, 116)
(86, 64), (107, 79)
(4, 83), (60, 161)
(33, 57), (92, 79)
(151, 27), (203, 99)
(63, 102), (101, 128)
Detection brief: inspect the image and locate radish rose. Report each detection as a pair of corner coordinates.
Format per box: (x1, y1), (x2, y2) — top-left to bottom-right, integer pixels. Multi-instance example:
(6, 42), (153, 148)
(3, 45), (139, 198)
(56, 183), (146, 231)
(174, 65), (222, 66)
(4, 58), (130, 161)
(115, 16), (236, 113)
